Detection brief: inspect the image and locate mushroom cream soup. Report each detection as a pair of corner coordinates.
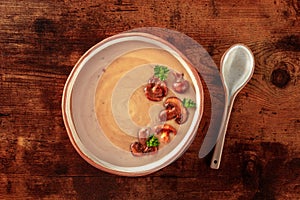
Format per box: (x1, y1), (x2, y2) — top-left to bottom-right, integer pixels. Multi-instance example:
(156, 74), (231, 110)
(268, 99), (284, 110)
(95, 48), (196, 153)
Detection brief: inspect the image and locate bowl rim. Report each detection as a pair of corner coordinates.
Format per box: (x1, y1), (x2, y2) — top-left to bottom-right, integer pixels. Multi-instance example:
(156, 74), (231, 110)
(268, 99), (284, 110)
(61, 32), (204, 176)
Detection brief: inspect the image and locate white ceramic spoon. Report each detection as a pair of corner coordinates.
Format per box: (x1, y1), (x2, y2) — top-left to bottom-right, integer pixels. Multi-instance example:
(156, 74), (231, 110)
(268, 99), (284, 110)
(210, 44), (255, 169)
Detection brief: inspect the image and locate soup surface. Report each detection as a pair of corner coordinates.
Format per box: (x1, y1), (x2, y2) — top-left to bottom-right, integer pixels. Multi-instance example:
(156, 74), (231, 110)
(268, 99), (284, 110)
(95, 48), (196, 152)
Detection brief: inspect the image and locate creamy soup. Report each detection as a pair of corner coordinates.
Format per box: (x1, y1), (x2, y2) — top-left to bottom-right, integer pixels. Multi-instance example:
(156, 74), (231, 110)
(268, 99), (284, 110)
(95, 48), (196, 152)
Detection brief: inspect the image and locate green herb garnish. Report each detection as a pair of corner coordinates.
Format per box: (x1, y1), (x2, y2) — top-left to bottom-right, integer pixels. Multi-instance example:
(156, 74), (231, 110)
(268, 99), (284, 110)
(146, 135), (160, 147)
(154, 65), (169, 81)
(182, 98), (196, 108)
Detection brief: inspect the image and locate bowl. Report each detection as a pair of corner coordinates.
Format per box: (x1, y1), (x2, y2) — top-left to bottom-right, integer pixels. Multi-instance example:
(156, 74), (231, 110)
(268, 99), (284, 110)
(62, 32), (204, 176)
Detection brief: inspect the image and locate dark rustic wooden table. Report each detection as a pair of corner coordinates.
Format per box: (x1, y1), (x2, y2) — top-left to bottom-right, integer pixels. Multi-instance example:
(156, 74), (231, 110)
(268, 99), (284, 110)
(1, 0), (300, 199)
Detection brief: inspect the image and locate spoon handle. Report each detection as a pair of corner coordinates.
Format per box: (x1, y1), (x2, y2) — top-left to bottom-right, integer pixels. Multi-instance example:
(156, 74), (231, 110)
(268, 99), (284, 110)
(210, 96), (235, 169)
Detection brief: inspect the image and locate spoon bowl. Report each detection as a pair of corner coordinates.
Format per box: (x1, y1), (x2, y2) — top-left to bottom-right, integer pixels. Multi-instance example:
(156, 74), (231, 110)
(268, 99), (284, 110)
(222, 45), (255, 97)
(210, 44), (255, 169)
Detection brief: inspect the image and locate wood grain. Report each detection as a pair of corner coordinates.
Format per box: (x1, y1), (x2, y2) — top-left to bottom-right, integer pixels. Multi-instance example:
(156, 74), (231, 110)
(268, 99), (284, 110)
(1, 0), (300, 199)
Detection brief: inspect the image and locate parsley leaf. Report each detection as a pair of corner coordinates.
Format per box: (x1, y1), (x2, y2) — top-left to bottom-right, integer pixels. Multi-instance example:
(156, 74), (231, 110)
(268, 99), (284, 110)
(146, 135), (160, 147)
(154, 65), (169, 81)
(182, 98), (196, 108)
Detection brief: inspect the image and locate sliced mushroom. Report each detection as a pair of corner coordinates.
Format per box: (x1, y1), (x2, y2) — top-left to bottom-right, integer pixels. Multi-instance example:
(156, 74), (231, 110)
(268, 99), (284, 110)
(172, 72), (189, 93)
(158, 106), (178, 122)
(175, 106), (188, 124)
(144, 77), (168, 101)
(130, 141), (158, 156)
(130, 128), (158, 156)
(160, 97), (188, 124)
(153, 124), (177, 143)
(130, 142), (145, 157)
(138, 128), (150, 145)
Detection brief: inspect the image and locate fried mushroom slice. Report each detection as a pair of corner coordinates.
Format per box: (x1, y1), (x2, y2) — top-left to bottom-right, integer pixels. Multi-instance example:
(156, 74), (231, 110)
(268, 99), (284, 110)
(159, 97), (188, 124)
(144, 77), (168, 101)
(153, 124), (177, 143)
(130, 142), (145, 157)
(130, 128), (158, 156)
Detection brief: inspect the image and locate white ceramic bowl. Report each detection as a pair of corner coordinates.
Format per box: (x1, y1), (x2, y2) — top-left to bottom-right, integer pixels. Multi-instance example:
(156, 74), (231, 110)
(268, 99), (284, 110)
(62, 32), (204, 176)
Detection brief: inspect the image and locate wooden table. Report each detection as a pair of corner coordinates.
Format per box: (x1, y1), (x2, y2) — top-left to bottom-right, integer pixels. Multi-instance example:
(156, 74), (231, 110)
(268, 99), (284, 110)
(1, 0), (299, 199)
